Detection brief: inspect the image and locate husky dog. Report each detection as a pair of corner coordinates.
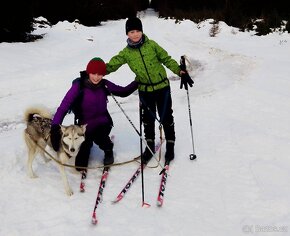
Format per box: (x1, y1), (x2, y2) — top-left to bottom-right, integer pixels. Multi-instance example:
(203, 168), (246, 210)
(23, 106), (86, 196)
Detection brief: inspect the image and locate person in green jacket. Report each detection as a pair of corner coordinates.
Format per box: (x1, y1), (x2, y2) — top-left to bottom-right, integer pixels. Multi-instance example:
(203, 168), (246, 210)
(106, 17), (193, 165)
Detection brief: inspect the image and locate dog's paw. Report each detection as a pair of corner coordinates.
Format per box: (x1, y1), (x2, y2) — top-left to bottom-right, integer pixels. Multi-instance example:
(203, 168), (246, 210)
(28, 172), (38, 178)
(66, 188), (74, 196)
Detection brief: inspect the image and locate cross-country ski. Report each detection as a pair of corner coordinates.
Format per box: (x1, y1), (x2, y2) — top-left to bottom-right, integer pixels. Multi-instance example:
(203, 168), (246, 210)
(91, 167), (110, 225)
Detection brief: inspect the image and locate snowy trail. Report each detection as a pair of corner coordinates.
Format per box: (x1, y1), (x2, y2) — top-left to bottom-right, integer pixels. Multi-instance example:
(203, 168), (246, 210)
(1, 10), (290, 236)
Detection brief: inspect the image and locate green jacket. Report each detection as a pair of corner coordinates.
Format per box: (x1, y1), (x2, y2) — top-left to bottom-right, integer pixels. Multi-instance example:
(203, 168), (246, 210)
(106, 35), (181, 92)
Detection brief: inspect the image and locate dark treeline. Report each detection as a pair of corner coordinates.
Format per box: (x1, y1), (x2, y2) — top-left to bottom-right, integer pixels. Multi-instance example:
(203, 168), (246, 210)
(151, 0), (290, 35)
(33, 0), (148, 25)
(1, 0), (289, 42)
(0, 0), (148, 42)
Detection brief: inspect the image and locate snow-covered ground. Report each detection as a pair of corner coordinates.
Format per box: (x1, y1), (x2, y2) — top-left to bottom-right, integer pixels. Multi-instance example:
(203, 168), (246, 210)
(0, 9), (289, 236)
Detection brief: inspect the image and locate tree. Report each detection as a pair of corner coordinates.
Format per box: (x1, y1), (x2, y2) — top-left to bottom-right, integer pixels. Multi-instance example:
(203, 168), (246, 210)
(0, 0), (34, 42)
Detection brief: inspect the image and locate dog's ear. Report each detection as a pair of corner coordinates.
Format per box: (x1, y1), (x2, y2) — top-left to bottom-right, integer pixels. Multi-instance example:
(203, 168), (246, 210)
(81, 124), (87, 132)
(60, 125), (66, 134)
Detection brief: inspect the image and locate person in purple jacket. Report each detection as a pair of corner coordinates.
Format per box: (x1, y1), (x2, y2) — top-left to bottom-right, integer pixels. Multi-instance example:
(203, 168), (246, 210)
(50, 57), (138, 170)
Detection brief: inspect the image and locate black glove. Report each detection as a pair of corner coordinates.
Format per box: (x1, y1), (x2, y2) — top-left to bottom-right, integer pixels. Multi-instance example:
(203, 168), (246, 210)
(180, 72), (194, 90)
(50, 124), (61, 152)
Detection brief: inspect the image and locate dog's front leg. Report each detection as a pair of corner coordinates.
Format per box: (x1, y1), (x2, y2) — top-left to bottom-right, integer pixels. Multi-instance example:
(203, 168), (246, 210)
(42, 152), (51, 163)
(27, 145), (38, 178)
(58, 153), (73, 196)
(24, 132), (38, 178)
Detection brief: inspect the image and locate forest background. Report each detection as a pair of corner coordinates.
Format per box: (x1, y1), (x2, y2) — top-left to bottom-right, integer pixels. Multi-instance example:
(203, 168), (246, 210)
(1, 0), (290, 42)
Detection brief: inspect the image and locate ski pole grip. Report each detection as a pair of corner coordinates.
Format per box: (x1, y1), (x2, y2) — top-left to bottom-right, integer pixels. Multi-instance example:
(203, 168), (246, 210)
(180, 56), (186, 71)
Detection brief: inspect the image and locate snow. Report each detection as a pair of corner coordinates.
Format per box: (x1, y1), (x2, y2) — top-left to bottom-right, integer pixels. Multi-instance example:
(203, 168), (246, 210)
(1, 8), (290, 236)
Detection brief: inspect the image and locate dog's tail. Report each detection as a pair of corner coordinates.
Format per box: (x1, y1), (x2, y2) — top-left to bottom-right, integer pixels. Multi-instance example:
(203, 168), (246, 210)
(24, 106), (52, 123)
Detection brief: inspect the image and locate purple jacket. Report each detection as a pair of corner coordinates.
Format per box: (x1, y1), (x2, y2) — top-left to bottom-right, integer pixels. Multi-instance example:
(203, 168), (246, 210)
(52, 78), (138, 134)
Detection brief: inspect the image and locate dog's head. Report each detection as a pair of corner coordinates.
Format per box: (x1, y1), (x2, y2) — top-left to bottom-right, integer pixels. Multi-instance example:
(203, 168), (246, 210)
(60, 124), (87, 157)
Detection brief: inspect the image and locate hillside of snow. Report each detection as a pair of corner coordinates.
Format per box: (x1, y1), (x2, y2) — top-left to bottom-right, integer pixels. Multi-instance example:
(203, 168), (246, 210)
(0, 9), (289, 236)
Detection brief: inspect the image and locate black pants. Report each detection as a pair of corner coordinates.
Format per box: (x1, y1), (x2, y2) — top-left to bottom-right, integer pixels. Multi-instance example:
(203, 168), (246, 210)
(75, 124), (113, 171)
(139, 86), (175, 142)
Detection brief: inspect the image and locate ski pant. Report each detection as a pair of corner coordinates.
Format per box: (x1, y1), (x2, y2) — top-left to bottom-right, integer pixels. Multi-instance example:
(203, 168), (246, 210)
(139, 86), (175, 142)
(75, 124), (113, 171)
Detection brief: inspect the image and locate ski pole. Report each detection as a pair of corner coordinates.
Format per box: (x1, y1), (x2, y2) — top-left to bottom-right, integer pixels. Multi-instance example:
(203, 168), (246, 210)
(139, 103), (150, 207)
(180, 56), (197, 160)
(105, 85), (155, 157)
(186, 89), (197, 160)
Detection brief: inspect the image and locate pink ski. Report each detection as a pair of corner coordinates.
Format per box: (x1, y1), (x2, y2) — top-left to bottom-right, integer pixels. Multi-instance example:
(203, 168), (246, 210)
(157, 165), (169, 207)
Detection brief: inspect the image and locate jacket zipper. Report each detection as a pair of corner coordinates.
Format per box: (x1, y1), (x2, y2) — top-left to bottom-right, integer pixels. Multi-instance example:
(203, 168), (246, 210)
(138, 48), (155, 91)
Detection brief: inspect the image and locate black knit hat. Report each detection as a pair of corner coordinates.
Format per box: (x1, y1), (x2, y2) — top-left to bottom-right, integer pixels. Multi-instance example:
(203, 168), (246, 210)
(125, 17), (143, 34)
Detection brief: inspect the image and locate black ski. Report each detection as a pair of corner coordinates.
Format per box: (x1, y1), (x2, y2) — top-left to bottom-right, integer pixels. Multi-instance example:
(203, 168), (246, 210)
(79, 170), (87, 192)
(91, 167), (110, 225)
(157, 164), (169, 207)
(112, 140), (163, 204)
